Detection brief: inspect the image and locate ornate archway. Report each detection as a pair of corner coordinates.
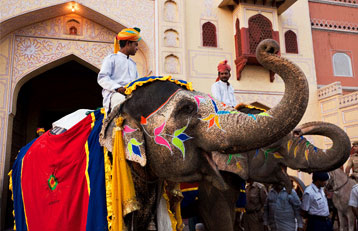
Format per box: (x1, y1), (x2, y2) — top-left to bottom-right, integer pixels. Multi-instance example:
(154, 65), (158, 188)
(1, 8), (152, 228)
(4, 57), (103, 229)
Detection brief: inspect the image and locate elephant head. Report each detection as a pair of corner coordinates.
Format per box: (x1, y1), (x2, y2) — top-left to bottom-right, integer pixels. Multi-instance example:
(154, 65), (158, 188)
(100, 39), (309, 186)
(212, 121), (351, 191)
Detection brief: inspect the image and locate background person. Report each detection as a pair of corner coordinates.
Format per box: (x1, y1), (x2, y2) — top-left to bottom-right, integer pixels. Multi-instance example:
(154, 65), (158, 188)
(36, 127), (45, 137)
(301, 172), (332, 231)
(264, 184), (281, 231)
(243, 179), (267, 231)
(274, 184), (303, 231)
(345, 141), (358, 180)
(211, 60), (237, 107)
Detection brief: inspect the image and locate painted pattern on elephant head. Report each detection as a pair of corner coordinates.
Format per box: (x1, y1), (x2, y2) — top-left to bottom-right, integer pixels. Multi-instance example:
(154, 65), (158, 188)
(120, 88), (257, 182)
(124, 89), (247, 162)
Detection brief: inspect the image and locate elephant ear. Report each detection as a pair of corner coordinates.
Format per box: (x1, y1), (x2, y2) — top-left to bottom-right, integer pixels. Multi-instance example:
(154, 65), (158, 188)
(99, 106), (147, 166)
(122, 117), (147, 167)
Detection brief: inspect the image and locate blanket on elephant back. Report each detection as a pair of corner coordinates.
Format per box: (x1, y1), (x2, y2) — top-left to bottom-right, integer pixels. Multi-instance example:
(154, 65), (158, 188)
(9, 108), (108, 231)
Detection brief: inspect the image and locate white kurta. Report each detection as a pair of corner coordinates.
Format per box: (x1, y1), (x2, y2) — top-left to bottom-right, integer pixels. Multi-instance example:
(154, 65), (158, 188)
(97, 51), (139, 111)
(211, 80), (237, 107)
(349, 184), (358, 207)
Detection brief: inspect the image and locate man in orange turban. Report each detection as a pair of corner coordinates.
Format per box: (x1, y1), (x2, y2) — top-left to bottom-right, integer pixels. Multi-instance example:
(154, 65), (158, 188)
(211, 60), (237, 107)
(98, 27), (142, 112)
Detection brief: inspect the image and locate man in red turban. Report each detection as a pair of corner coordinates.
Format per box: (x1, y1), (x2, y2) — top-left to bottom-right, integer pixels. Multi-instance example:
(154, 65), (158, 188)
(36, 128), (45, 137)
(211, 60), (237, 107)
(97, 27), (142, 112)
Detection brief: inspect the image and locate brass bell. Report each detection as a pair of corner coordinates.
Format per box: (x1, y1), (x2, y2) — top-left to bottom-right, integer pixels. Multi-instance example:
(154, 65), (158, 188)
(147, 218), (157, 230)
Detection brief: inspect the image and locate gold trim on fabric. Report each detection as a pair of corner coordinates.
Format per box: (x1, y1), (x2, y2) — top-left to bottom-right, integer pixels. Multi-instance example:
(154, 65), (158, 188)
(122, 198), (141, 216)
(124, 75), (194, 95)
(181, 187), (198, 192)
(85, 112), (96, 196)
(104, 147), (113, 230)
(8, 170), (16, 230)
(85, 141), (91, 196)
(235, 208), (246, 213)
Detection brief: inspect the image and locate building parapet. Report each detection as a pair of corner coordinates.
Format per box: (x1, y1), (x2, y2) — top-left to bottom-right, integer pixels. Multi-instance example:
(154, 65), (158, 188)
(311, 18), (358, 34)
(309, 0), (358, 8)
(339, 91), (358, 108)
(318, 82), (343, 100)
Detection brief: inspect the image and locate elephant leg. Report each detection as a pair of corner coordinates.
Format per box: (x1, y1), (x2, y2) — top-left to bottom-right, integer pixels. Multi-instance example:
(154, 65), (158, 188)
(198, 179), (239, 231)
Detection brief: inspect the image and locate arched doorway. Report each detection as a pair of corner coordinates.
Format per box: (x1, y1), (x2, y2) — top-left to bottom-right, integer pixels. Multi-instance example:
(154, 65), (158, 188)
(4, 58), (102, 229)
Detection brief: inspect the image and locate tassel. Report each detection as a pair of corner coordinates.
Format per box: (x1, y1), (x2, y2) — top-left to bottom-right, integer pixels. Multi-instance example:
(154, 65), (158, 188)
(114, 35), (120, 54)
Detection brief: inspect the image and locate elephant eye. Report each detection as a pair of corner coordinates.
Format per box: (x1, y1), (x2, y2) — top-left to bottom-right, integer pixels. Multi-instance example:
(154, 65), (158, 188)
(177, 102), (197, 115)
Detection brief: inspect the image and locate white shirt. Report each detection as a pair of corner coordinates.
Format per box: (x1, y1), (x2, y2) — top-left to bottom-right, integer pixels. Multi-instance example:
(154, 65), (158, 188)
(301, 183), (330, 216)
(97, 52), (139, 111)
(349, 184), (358, 207)
(211, 80), (237, 107)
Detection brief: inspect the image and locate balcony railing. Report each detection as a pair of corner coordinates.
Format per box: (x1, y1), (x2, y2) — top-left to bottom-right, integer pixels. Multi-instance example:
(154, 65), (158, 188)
(318, 82), (342, 100)
(339, 91), (358, 108)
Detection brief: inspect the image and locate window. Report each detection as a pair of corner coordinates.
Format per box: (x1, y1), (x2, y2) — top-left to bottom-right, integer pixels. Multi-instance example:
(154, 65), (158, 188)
(164, 29), (179, 47)
(285, 30), (298, 54)
(333, 52), (353, 77)
(202, 22), (217, 47)
(69, 26), (77, 35)
(164, 0), (178, 22)
(248, 14), (273, 54)
(165, 54), (180, 74)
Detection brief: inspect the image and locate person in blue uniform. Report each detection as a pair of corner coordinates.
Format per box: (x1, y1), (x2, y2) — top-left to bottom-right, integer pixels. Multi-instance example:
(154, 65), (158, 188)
(301, 172), (332, 231)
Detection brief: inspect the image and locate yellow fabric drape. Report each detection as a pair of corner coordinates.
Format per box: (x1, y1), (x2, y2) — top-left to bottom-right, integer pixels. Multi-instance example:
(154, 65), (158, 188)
(163, 181), (184, 231)
(111, 117), (140, 231)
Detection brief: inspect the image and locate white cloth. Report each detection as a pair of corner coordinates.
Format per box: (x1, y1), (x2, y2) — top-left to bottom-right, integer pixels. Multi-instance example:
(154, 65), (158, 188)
(301, 183), (330, 217)
(349, 184), (358, 207)
(97, 51), (139, 112)
(211, 80), (237, 107)
(157, 195), (173, 231)
(52, 109), (91, 130)
(110, 92), (126, 111)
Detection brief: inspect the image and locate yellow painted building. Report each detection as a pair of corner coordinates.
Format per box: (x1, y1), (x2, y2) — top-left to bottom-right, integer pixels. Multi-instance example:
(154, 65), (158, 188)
(0, 0), (357, 228)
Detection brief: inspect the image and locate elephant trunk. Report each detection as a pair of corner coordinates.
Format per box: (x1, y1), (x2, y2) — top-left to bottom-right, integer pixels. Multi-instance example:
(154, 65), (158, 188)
(200, 39), (309, 153)
(281, 122), (351, 172)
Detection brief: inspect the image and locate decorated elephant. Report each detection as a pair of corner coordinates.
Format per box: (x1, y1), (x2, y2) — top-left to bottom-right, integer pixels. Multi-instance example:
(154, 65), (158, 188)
(198, 121), (351, 231)
(10, 39), (309, 231)
(99, 39), (310, 230)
